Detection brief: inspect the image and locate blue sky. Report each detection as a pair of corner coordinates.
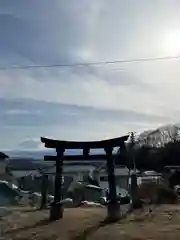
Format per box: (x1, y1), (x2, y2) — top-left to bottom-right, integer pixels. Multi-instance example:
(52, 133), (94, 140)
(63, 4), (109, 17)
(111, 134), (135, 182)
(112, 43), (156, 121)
(1, 0), (180, 150)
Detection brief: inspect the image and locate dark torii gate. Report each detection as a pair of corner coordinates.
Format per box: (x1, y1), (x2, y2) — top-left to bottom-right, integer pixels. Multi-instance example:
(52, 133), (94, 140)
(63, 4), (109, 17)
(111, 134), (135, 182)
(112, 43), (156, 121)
(41, 135), (129, 221)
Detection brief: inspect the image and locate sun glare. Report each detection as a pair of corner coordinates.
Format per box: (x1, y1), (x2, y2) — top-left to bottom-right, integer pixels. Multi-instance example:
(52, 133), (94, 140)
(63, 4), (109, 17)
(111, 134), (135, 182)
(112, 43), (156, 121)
(163, 29), (180, 55)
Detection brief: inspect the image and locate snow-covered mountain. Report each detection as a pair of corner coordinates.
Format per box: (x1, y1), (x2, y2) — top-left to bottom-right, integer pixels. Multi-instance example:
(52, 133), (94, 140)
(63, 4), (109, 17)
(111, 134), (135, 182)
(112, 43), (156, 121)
(136, 124), (180, 147)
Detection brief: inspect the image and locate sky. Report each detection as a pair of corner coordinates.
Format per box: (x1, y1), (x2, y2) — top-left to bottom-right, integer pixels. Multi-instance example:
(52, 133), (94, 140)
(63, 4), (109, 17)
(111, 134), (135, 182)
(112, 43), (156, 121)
(1, 0), (180, 150)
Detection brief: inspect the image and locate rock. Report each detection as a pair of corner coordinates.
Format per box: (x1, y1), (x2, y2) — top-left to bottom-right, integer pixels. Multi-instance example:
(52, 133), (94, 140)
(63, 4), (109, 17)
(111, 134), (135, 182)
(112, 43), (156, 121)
(0, 207), (11, 217)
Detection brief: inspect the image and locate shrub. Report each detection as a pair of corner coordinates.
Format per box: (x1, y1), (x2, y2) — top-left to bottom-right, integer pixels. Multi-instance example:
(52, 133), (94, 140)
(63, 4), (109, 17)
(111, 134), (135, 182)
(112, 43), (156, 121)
(138, 182), (178, 204)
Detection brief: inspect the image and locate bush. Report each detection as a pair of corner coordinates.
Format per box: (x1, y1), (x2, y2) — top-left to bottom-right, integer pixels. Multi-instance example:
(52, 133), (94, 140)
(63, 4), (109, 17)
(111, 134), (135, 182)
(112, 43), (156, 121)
(156, 185), (178, 204)
(138, 182), (178, 204)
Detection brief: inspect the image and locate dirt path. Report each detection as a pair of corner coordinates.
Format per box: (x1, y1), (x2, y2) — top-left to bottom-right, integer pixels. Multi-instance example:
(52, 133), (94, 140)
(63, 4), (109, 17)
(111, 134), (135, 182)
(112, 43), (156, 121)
(1, 205), (180, 240)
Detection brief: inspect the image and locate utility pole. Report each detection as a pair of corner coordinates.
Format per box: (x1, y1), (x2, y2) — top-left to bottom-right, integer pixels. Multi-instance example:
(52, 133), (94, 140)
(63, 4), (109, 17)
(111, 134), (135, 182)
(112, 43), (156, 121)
(129, 132), (136, 171)
(129, 132), (141, 209)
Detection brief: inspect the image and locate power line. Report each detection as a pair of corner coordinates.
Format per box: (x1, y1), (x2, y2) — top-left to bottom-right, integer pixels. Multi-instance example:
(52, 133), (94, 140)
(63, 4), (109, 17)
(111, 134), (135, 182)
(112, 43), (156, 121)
(0, 54), (180, 71)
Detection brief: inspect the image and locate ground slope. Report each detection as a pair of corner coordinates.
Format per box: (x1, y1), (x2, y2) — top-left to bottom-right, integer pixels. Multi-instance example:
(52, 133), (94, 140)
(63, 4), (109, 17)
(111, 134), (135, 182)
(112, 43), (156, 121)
(1, 205), (180, 240)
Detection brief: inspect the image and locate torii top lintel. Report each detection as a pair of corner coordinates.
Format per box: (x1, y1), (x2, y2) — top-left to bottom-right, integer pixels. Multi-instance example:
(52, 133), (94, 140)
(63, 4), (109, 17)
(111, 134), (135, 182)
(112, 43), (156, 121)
(41, 135), (129, 150)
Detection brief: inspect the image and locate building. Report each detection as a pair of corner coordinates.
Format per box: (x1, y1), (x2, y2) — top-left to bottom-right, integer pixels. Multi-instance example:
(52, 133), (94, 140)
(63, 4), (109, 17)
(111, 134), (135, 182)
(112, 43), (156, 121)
(140, 171), (162, 185)
(98, 167), (130, 191)
(6, 158), (133, 194)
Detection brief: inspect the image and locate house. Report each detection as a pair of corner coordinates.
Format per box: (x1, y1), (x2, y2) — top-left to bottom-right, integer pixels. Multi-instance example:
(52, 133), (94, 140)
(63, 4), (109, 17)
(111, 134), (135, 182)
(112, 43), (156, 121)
(0, 180), (21, 206)
(140, 171), (162, 185)
(6, 158), (139, 195)
(98, 167), (130, 190)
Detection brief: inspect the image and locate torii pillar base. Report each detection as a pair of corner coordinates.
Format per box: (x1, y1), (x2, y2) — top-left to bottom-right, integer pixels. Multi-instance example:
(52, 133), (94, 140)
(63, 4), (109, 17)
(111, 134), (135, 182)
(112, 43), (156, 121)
(49, 203), (63, 221)
(107, 202), (120, 222)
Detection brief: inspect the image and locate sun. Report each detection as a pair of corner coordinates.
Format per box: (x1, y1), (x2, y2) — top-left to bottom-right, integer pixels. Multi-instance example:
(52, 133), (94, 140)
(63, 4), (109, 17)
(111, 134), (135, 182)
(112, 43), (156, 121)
(163, 29), (180, 55)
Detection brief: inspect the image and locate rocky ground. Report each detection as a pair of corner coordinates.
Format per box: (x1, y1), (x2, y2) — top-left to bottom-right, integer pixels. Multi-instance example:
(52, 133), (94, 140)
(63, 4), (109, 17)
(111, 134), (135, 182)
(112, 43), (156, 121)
(1, 205), (180, 240)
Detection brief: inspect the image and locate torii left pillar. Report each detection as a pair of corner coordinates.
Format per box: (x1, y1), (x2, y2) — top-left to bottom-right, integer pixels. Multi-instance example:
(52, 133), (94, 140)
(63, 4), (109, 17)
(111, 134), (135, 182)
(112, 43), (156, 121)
(50, 147), (64, 221)
(105, 147), (120, 221)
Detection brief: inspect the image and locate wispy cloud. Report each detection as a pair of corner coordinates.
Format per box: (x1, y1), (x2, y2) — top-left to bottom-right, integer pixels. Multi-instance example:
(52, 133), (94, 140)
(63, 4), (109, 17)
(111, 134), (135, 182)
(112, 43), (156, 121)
(0, 0), (180, 150)
(0, 98), (173, 150)
(5, 109), (39, 115)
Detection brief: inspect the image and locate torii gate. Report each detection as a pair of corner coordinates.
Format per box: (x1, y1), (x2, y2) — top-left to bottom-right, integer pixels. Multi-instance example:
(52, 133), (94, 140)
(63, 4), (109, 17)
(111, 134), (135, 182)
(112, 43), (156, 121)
(41, 135), (129, 221)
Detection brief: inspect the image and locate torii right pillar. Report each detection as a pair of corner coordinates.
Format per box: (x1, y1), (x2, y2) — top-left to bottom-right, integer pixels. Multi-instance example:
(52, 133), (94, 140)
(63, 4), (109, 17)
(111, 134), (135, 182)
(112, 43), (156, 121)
(105, 147), (120, 221)
(131, 173), (142, 209)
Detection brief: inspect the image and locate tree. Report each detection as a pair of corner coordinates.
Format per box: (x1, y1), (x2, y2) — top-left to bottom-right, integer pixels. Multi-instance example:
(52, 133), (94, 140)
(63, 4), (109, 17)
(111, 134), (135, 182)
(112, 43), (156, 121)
(0, 152), (8, 159)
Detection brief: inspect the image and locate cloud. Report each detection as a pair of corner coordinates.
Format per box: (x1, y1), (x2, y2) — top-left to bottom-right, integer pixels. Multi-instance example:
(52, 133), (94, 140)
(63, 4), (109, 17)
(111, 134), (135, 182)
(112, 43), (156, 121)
(0, 64), (179, 119)
(0, 97), (172, 150)
(5, 109), (38, 115)
(18, 138), (44, 150)
(0, 98), (170, 127)
(0, 0), (180, 149)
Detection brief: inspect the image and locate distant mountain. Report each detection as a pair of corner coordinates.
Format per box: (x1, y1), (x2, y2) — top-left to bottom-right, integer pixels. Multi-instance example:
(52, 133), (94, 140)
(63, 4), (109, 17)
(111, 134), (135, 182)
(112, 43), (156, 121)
(4, 150), (56, 159)
(4, 149), (90, 159)
(4, 148), (116, 159)
(136, 124), (180, 147)
(4, 148), (121, 172)
(4, 124), (180, 162)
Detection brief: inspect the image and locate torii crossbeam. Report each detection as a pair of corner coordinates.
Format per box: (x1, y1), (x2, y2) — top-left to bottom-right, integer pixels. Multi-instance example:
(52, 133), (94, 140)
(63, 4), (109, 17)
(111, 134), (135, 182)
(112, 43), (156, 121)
(41, 135), (129, 221)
